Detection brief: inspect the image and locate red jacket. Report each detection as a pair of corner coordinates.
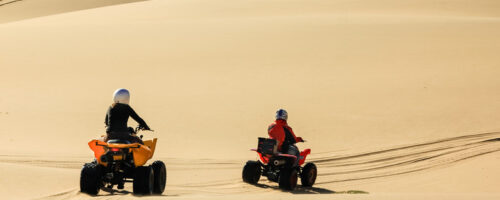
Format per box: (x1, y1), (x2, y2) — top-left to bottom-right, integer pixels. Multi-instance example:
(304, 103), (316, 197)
(268, 119), (300, 151)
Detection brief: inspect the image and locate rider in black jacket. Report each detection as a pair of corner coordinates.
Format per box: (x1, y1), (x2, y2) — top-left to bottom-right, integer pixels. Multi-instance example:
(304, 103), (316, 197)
(105, 88), (150, 144)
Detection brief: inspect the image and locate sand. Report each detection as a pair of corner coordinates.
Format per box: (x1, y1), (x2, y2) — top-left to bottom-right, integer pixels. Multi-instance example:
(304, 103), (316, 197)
(1, 0), (500, 199)
(0, 0), (147, 24)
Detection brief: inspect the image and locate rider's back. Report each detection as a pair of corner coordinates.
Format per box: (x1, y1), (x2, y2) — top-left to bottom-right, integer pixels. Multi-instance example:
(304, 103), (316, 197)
(105, 103), (147, 133)
(268, 119), (297, 151)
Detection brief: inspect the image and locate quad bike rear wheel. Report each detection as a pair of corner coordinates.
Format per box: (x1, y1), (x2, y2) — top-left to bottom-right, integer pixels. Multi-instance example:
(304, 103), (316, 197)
(300, 163), (317, 187)
(80, 162), (103, 195)
(242, 160), (261, 184)
(279, 168), (298, 190)
(133, 166), (154, 195)
(152, 160), (167, 194)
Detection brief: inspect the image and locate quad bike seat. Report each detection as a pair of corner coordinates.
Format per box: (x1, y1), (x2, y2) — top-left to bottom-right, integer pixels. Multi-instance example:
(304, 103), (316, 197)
(107, 139), (131, 144)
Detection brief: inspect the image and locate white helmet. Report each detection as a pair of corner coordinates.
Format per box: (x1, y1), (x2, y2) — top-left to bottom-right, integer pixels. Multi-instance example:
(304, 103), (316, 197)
(113, 88), (130, 104)
(275, 109), (288, 120)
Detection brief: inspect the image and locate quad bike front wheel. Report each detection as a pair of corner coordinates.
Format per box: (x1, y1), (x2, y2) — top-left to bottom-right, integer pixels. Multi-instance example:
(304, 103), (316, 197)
(279, 168), (298, 190)
(133, 166), (154, 195)
(300, 163), (317, 187)
(152, 160), (167, 194)
(80, 162), (103, 195)
(242, 160), (261, 184)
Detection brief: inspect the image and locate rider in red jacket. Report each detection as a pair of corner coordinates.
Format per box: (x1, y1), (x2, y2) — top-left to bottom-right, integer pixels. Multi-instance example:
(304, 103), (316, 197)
(268, 109), (303, 166)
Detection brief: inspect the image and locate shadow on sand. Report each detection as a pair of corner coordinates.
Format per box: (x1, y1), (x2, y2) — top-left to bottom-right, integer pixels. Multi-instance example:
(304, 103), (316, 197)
(98, 187), (176, 197)
(252, 182), (368, 194)
(253, 183), (338, 194)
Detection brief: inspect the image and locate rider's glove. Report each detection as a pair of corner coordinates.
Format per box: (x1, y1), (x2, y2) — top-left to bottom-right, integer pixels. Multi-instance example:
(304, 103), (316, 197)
(140, 125), (151, 130)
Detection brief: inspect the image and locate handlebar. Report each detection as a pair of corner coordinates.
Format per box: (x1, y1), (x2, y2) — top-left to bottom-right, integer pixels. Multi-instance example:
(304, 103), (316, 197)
(134, 126), (154, 133)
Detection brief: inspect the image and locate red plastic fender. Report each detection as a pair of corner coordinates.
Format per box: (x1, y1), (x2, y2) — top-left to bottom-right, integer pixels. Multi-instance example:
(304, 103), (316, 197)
(299, 148), (311, 166)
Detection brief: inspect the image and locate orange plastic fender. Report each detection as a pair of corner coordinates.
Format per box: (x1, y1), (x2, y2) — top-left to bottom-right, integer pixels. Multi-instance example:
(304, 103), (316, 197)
(88, 139), (107, 164)
(133, 138), (157, 166)
(131, 145), (150, 166)
(88, 138), (158, 167)
(143, 138), (157, 157)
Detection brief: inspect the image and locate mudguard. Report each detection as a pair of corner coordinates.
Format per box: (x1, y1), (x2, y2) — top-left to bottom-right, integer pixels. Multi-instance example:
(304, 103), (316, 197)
(88, 138), (158, 167)
(89, 140), (107, 164)
(299, 149), (311, 166)
(253, 148), (311, 166)
(251, 148), (270, 164)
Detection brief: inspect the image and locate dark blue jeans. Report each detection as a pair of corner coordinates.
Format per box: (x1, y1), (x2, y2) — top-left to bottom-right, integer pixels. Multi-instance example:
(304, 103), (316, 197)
(282, 144), (300, 166)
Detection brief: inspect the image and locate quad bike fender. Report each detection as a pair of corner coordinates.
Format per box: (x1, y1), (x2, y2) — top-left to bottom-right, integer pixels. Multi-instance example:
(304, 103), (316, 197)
(258, 152), (270, 164)
(133, 138), (157, 167)
(252, 149), (270, 164)
(88, 139), (107, 165)
(88, 139), (157, 167)
(299, 148), (311, 166)
(253, 148), (311, 166)
(143, 138), (157, 157)
(132, 144), (153, 167)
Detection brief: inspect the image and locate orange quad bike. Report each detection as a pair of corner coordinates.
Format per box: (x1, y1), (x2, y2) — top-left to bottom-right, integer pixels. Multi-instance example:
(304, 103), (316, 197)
(80, 126), (166, 195)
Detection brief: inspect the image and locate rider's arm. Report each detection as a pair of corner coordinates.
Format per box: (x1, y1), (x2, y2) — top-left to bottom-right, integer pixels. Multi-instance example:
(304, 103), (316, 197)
(128, 105), (150, 130)
(105, 113), (108, 126)
(288, 126), (303, 143)
(105, 107), (110, 126)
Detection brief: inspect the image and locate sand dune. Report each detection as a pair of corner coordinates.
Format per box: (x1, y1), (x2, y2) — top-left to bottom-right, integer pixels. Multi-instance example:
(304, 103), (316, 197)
(0, 0), (146, 24)
(1, 0), (500, 199)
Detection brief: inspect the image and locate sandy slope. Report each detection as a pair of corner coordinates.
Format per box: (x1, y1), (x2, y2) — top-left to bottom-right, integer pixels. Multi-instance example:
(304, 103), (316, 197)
(0, 0), (147, 24)
(1, 0), (500, 199)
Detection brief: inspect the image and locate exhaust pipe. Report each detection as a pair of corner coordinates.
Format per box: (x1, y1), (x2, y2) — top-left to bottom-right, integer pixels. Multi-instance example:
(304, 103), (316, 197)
(273, 160), (286, 166)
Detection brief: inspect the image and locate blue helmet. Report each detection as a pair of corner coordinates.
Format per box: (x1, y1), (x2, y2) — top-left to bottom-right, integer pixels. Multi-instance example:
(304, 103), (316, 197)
(275, 109), (288, 120)
(113, 88), (130, 104)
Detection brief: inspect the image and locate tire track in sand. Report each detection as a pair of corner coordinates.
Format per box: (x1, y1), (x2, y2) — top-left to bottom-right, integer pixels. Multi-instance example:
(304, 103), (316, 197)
(0, 0), (23, 7)
(6, 132), (500, 197)
(311, 132), (500, 184)
(167, 132), (500, 192)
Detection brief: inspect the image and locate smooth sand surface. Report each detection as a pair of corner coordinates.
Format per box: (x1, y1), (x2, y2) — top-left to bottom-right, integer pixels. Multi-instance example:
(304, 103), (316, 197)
(1, 0), (500, 199)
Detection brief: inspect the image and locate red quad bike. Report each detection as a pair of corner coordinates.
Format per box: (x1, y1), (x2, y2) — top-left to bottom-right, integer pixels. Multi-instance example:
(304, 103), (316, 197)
(242, 137), (317, 190)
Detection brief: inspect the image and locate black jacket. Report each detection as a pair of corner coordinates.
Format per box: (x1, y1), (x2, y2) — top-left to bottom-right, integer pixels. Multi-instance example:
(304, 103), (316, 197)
(105, 103), (149, 133)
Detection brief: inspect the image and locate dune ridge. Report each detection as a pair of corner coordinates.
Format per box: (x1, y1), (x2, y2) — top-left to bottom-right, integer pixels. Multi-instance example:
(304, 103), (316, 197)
(0, 0), (147, 24)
